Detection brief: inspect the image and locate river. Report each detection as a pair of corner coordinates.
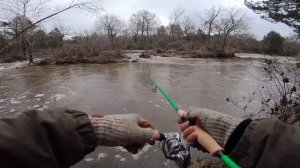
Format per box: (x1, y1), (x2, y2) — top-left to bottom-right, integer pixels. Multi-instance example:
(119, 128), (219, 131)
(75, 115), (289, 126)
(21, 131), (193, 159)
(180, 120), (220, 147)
(0, 53), (268, 167)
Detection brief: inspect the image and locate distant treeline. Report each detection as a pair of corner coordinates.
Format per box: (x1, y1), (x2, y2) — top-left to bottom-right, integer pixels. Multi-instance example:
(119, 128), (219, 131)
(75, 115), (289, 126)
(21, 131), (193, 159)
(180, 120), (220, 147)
(0, 5), (299, 63)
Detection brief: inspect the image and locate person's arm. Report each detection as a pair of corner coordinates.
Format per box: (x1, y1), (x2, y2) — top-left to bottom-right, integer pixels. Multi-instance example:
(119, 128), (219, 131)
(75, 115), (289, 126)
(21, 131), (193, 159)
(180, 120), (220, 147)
(0, 109), (97, 168)
(0, 109), (159, 168)
(178, 108), (300, 168)
(89, 114), (160, 154)
(229, 119), (300, 168)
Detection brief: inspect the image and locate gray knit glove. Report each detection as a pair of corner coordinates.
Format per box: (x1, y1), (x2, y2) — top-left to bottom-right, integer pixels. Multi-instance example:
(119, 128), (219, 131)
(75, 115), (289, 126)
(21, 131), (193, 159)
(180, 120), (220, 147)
(188, 108), (241, 147)
(89, 114), (155, 151)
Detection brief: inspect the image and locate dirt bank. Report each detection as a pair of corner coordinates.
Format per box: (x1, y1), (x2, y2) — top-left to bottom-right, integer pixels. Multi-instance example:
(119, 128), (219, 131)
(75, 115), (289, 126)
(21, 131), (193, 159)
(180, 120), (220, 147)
(34, 50), (123, 65)
(1, 49), (236, 65)
(149, 49), (236, 58)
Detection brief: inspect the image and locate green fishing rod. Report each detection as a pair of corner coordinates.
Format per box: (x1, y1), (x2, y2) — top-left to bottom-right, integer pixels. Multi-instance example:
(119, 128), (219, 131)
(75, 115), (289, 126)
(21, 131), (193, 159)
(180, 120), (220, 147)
(152, 80), (241, 168)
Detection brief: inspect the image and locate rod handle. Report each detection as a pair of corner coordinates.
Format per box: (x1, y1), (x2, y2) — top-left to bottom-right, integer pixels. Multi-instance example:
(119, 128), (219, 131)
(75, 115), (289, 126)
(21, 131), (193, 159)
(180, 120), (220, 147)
(193, 126), (224, 155)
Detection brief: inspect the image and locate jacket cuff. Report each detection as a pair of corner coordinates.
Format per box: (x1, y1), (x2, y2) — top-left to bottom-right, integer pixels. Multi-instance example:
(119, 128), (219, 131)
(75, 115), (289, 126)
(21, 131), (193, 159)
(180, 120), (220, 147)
(224, 119), (252, 154)
(65, 109), (97, 154)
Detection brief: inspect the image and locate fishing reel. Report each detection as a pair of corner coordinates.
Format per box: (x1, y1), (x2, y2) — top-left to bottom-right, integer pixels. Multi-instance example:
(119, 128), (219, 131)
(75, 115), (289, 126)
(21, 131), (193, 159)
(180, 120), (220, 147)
(160, 132), (191, 168)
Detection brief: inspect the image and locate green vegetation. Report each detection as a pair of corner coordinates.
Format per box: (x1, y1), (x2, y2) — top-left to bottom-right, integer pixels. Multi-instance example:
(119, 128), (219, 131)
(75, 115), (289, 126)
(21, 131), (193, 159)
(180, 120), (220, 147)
(263, 31), (284, 55)
(245, 0), (300, 36)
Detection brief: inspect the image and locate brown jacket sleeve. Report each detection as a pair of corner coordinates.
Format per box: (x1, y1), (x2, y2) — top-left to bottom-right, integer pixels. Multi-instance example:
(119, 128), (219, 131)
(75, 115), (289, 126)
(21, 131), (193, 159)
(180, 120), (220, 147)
(227, 119), (300, 168)
(0, 109), (97, 168)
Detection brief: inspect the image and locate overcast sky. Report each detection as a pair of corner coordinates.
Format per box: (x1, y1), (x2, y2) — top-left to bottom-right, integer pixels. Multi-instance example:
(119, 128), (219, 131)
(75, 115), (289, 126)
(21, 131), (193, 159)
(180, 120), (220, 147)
(43, 0), (295, 40)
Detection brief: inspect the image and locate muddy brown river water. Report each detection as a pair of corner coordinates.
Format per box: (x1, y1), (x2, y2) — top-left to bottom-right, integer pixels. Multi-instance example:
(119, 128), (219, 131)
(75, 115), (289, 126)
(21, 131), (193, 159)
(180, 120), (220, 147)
(0, 53), (267, 168)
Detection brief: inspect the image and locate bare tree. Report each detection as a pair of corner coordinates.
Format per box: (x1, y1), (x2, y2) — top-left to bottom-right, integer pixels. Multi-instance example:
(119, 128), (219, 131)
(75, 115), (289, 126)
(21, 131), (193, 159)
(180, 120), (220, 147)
(202, 5), (223, 48)
(2, 16), (26, 53)
(0, 0), (48, 20)
(144, 12), (159, 45)
(215, 7), (248, 52)
(129, 11), (146, 45)
(129, 10), (159, 47)
(156, 25), (168, 47)
(55, 22), (71, 40)
(230, 33), (257, 53)
(169, 7), (185, 38)
(128, 15), (140, 43)
(136, 10), (146, 44)
(181, 15), (195, 40)
(0, 0), (102, 63)
(119, 25), (130, 49)
(0, 0), (46, 62)
(96, 14), (124, 47)
(283, 34), (300, 56)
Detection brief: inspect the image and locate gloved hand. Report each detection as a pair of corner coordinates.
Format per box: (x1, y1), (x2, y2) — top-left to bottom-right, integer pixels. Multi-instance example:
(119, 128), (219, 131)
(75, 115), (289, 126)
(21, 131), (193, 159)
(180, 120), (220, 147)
(178, 108), (241, 147)
(89, 114), (160, 153)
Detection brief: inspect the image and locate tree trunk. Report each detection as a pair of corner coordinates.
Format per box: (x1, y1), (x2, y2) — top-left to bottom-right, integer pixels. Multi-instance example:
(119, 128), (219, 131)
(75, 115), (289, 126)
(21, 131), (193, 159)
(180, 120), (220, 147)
(110, 37), (114, 48)
(27, 39), (33, 63)
(149, 31), (152, 45)
(221, 35), (228, 52)
(146, 28), (149, 45)
(21, 33), (26, 57)
(134, 34), (138, 43)
(207, 23), (212, 48)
